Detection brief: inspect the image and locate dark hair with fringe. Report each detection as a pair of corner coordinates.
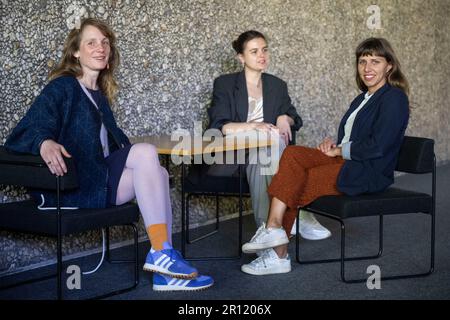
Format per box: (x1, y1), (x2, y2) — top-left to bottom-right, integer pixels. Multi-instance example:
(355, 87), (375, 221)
(355, 37), (409, 96)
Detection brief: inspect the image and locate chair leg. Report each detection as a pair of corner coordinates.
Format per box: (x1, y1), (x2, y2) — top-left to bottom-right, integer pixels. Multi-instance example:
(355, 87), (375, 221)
(343, 152), (436, 282)
(0, 207), (65, 300)
(90, 223), (140, 300)
(186, 193), (191, 243)
(57, 229), (63, 300)
(186, 193), (220, 244)
(238, 164), (243, 257)
(105, 227), (111, 262)
(56, 176), (63, 300)
(0, 224), (139, 300)
(296, 211), (383, 265)
(182, 166), (247, 261)
(184, 191), (246, 261)
(216, 195), (220, 225)
(296, 208), (435, 283)
(342, 213), (434, 283)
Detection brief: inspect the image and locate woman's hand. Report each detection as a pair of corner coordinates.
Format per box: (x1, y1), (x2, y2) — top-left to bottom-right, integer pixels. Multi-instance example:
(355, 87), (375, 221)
(40, 139), (72, 176)
(276, 115), (293, 146)
(253, 122), (277, 132)
(323, 147), (342, 157)
(317, 137), (336, 154)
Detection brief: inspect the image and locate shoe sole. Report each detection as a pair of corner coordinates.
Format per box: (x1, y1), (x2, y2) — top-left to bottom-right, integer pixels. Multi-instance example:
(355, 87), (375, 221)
(143, 263), (198, 279)
(241, 264), (291, 275)
(153, 282), (214, 292)
(242, 238), (289, 254)
(297, 231), (332, 240)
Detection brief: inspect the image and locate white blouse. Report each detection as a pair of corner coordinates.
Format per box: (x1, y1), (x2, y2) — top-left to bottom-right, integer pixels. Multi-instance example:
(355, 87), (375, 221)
(247, 96), (264, 123)
(340, 92), (373, 145)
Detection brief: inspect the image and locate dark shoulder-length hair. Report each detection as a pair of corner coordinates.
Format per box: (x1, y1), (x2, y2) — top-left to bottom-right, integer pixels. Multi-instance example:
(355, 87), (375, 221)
(355, 37), (409, 96)
(49, 18), (120, 105)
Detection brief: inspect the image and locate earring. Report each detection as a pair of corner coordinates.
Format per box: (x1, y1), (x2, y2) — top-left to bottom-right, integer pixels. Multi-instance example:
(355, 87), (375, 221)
(107, 63), (110, 70)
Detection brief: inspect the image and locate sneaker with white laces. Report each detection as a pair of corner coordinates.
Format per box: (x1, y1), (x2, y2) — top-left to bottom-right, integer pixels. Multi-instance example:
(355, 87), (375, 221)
(152, 273), (214, 291)
(290, 210), (332, 240)
(241, 248), (291, 275)
(143, 242), (198, 279)
(242, 223), (289, 254)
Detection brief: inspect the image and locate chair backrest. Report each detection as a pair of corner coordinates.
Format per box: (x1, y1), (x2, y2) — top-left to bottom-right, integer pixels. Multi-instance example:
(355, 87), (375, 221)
(395, 136), (435, 174)
(0, 146), (78, 191)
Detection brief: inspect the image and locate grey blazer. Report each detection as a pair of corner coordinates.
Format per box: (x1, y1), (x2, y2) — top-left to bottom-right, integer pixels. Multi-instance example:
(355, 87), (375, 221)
(206, 71), (302, 177)
(207, 71), (302, 132)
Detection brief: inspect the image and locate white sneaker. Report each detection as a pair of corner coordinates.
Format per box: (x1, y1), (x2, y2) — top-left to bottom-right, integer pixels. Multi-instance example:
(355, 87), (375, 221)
(290, 210), (332, 240)
(241, 248), (291, 275)
(242, 223), (289, 254)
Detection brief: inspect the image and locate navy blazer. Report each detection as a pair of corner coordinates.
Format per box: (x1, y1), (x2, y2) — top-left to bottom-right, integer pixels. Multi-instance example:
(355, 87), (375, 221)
(336, 83), (409, 195)
(4, 76), (130, 208)
(208, 71), (302, 131)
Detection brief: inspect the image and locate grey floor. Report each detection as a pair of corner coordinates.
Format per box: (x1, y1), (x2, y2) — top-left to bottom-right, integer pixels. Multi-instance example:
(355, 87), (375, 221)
(1, 164), (450, 300)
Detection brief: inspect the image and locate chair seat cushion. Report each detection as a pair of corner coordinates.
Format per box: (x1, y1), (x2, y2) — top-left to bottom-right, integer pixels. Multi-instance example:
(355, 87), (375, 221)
(0, 200), (140, 236)
(185, 164), (250, 194)
(307, 187), (432, 219)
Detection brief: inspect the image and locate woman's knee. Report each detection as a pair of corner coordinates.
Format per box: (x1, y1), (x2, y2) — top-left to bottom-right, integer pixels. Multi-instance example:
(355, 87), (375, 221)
(282, 145), (313, 159)
(130, 143), (158, 161)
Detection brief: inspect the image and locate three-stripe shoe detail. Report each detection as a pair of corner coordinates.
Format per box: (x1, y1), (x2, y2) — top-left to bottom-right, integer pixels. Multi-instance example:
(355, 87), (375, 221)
(168, 278), (191, 287)
(154, 254), (174, 270)
(143, 243), (198, 279)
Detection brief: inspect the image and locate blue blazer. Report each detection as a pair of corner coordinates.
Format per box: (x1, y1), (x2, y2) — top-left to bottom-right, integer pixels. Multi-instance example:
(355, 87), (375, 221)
(208, 71), (302, 131)
(4, 76), (130, 208)
(336, 83), (409, 195)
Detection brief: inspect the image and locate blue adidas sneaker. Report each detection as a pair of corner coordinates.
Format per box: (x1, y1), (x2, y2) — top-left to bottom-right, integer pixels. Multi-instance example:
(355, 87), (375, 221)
(153, 273), (214, 291)
(143, 242), (198, 279)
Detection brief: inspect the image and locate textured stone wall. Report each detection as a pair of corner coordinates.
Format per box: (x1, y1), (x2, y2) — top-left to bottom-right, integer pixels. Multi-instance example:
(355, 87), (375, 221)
(1, 0), (449, 274)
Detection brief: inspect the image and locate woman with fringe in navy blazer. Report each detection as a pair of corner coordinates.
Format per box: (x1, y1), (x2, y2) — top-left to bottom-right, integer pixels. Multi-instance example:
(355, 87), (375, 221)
(241, 38), (410, 276)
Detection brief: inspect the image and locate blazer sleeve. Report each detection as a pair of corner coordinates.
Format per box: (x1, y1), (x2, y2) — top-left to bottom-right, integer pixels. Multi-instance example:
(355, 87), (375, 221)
(208, 77), (232, 131)
(278, 82), (302, 131)
(4, 80), (64, 155)
(349, 90), (409, 161)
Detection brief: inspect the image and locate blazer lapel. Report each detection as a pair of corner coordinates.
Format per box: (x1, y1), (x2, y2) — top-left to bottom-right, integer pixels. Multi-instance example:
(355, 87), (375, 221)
(262, 73), (275, 124)
(234, 71), (249, 122)
(353, 83), (390, 122)
(350, 83), (391, 140)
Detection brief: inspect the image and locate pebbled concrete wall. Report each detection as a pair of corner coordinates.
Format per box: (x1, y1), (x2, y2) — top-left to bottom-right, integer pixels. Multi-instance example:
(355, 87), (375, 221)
(1, 0), (449, 274)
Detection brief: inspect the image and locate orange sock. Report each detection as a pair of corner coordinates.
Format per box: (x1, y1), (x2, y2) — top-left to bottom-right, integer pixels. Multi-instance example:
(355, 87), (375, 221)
(147, 224), (169, 251)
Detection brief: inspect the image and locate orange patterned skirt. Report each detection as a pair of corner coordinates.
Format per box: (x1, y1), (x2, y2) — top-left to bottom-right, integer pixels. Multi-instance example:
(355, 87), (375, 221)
(267, 145), (345, 234)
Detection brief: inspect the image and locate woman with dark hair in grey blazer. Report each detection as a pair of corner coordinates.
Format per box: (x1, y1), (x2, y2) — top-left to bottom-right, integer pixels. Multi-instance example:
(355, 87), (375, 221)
(208, 30), (332, 244)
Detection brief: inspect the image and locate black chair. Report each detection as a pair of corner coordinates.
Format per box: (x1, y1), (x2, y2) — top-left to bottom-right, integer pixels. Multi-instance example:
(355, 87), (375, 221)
(0, 146), (140, 299)
(182, 130), (296, 261)
(182, 163), (249, 260)
(295, 136), (435, 283)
